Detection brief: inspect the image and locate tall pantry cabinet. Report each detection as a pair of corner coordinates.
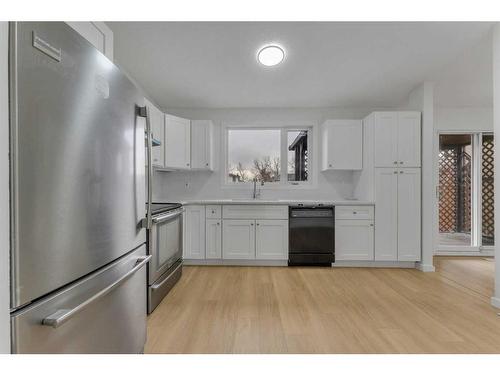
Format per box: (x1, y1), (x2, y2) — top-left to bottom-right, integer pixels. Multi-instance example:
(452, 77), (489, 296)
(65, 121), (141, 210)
(358, 112), (422, 262)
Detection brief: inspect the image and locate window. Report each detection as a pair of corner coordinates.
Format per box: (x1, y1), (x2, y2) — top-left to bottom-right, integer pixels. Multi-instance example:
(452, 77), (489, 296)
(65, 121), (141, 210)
(226, 127), (311, 185)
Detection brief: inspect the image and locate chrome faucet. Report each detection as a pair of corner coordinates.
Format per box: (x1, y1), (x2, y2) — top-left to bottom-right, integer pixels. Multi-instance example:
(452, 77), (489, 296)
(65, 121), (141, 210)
(253, 178), (264, 199)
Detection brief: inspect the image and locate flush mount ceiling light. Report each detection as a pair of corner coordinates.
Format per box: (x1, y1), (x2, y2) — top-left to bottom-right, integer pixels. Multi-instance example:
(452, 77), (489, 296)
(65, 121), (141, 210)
(257, 45), (285, 67)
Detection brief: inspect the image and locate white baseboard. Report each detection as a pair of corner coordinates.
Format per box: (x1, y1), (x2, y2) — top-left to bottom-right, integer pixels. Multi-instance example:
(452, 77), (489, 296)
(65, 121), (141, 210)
(491, 296), (500, 309)
(333, 261), (416, 269)
(434, 250), (494, 257)
(183, 259), (288, 267)
(416, 263), (436, 272)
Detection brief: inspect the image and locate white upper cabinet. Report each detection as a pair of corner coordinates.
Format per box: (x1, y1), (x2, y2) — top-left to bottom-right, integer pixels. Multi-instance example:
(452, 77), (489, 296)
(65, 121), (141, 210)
(144, 99), (165, 168)
(373, 111), (421, 168)
(191, 120), (214, 171)
(397, 112), (421, 167)
(165, 114), (191, 170)
(321, 120), (363, 170)
(374, 112), (399, 167)
(66, 22), (113, 60)
(397, 168), (421, 261)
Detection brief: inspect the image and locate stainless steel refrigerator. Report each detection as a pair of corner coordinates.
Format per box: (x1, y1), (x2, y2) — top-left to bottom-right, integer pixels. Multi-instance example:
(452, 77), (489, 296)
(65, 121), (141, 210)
(9, 22), (151, 353)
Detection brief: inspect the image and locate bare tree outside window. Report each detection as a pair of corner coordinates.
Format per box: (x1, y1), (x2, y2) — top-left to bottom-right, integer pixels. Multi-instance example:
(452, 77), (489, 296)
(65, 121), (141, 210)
(227, 129), (280, 183)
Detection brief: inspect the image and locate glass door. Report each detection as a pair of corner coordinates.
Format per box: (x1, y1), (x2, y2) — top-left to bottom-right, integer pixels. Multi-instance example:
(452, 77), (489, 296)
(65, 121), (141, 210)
(438, 132), (494, 251)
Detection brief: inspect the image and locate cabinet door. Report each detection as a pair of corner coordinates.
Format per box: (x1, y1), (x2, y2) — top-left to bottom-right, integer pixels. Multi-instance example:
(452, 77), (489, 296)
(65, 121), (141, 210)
(191, 120), (213, 170)
(255, 220), (288, 260)
(165, 114), (191, 169)
(184, 206), (206, 259)
(145, 100), (165, 168)
(335, 220), (374, 260)
(222, 220), (255, 259)
(374, 168), (398, 260)
(374, 112), (398, 167)
(206, 219), (222, 259)
(323, 120), (362, 170)
(397, 168), (421, 261)
(66, 22), (113, 60)
(397, 112), (421, 167)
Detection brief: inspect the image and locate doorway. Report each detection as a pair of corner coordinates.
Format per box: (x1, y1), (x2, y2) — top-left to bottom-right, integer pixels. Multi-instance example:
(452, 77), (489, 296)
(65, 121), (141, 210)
(437, 132), (494, 253)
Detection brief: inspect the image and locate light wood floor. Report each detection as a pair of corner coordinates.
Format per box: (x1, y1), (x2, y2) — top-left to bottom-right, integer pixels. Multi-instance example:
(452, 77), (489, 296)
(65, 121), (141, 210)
(145, 258), (500, 354)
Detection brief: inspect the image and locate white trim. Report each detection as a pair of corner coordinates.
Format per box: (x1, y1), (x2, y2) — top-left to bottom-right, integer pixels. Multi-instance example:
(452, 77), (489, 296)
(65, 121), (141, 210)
(221, 121), (317, 189)
(434, 250), (494, 257)
(0, 21), (10, 353)
(435, 130), (496, 250)
(415, 263), (436, 272)
(183, 259), (288, 267)
(491, 296), (500, 309)
(333, 261), (416, 268)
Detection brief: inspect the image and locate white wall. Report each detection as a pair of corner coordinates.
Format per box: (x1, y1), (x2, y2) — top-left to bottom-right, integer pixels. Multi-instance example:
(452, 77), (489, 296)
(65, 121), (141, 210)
(492, 24), (500, 309)
(0, 21), (10, 353)
(434, 107), (493, 131)
(152, 107), (382, 202)
(407, 82), (436, 272)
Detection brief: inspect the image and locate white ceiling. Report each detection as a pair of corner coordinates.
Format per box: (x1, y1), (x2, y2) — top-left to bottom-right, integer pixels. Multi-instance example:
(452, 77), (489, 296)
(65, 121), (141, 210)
(108, 22), (494, 109)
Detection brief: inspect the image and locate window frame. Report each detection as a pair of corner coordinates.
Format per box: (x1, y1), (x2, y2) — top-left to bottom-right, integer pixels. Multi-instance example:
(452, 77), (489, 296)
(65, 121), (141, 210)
(436, 130), (494, 252)
(222, 122), (316, 189)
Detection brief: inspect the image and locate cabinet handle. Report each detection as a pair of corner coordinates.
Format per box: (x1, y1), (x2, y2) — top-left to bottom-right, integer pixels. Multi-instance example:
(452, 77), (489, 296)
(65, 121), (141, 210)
(256, 223), (260, 226)
(393, 161), (397, 164)
(206, 163), (209, 166)
(217, 222), (220, 226)
(251, 223), (254, 226)
(187, 163), (190, 166)
(211, 210), (215, 214)
(393, 171), (398, 174)
(353, 211), (357, 214)
(400, 161), (403, 165)
(370, 224), (374, 227)
(400, 171), (404, 174)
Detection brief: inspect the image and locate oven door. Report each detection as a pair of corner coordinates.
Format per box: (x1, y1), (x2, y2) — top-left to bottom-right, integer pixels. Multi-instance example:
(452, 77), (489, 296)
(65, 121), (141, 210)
(148, 208), (184, 285)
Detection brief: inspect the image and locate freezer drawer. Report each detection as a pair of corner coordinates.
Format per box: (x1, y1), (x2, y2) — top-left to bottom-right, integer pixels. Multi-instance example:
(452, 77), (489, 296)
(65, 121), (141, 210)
(11, 245), (149, 354)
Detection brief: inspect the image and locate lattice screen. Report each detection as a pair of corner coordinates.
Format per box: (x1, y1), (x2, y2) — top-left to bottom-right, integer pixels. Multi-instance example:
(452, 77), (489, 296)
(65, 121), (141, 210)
(482, 136), (494, 244)
(439, 148), (458, 232)
(438, 146), (471, 234)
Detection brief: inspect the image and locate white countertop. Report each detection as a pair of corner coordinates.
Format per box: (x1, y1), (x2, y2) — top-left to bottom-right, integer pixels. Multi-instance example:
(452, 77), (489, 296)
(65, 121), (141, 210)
(180, 199), (374, 206)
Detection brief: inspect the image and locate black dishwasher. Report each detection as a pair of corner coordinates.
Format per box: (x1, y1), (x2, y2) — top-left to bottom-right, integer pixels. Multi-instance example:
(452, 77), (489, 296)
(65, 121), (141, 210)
(288, 205), (335, 266)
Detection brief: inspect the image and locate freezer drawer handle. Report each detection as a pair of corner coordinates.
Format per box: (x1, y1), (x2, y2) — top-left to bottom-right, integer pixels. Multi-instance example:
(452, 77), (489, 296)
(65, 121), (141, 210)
(42, 255), (152, 329)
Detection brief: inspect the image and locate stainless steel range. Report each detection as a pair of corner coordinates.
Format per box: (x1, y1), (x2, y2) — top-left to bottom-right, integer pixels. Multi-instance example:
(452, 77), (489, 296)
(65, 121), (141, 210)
(147, 203), (184, 313)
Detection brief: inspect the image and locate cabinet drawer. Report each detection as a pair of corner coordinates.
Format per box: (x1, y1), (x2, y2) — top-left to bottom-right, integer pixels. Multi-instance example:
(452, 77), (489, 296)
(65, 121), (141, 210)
(222, 205), (288, 220)
(206, 205), (222, 219)
(335, 205), (374, 220)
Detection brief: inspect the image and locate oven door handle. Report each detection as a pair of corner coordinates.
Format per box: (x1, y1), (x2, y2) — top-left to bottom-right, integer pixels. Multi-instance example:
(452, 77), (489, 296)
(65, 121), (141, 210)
(152, 208), (184, 224)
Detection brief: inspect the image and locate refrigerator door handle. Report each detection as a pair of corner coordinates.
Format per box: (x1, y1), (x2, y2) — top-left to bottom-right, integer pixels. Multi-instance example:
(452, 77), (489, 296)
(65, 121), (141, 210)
(138, 105), (153, 230)
(42, 255), (152, 328)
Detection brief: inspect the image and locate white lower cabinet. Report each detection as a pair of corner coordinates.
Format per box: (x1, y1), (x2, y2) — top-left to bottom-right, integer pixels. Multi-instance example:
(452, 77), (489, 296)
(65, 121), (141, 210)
(397, 168), (421, 261)
(335, 220), (374, 260)
(374, 168), (421, 261)
(206, 219), (222, 259)
(184, 205), (206, 259)
(255, 220), (288, 260)
(222, 219), (256, 259)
